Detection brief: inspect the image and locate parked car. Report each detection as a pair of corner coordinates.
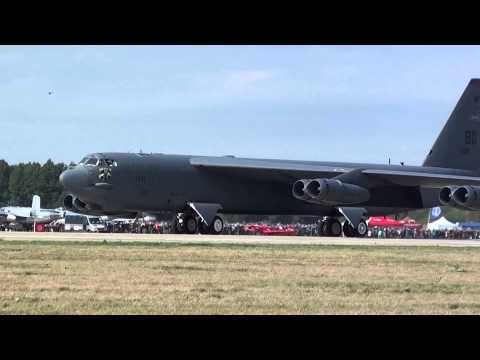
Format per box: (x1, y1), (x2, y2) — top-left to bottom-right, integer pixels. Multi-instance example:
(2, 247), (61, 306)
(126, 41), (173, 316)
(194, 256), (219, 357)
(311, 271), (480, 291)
(85, 217), (106, 232)
(243, 223), (298, 236)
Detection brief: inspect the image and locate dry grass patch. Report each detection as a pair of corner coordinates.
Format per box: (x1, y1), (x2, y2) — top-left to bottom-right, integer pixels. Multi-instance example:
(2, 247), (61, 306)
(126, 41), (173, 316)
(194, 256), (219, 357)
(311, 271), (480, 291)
(0, 240), (480, 314)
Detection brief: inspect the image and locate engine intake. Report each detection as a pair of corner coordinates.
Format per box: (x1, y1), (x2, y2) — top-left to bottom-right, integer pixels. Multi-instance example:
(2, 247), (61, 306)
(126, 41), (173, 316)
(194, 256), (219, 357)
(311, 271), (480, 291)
(63, 195), (75, 211)
(292, 180), (310, 200)
(452, 185), (480, 210)
(73, 197), (87, 210)
(439, 186), (457, 206)
(439, 185), (480, 210)
(63, 195), (97, 213)
(293, 178), (370, 205)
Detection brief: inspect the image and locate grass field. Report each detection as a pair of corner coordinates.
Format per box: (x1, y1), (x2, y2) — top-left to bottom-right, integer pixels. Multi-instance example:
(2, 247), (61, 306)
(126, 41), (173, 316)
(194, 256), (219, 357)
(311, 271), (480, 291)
(1, 238), (480, 314)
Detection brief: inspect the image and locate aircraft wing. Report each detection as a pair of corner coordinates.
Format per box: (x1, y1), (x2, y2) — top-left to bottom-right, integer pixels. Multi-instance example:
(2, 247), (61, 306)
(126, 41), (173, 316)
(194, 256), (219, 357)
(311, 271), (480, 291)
(190, 156), (480, 187)
(362, 169), (480, 187)
(190, 156), (352, 182)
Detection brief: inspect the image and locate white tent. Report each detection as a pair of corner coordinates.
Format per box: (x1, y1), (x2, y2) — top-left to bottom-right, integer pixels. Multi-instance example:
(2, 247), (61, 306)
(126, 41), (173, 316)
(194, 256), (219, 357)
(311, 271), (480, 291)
(427, 216), (460, 231)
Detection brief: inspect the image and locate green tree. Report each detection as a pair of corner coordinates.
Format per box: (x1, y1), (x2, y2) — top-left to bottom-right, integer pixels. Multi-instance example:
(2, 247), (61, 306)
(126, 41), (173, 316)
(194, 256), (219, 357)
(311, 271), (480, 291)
(8, 164), (26, 206)
(0, 159), (10, 206)
(7, 161), (66, 208)
(38, 160), (66, 208)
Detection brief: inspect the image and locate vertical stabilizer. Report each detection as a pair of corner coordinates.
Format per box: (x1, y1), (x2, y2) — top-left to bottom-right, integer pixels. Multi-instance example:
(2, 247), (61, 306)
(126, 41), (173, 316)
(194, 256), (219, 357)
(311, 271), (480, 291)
(31, 195), (41, 217)
(423, 79), (480, 171)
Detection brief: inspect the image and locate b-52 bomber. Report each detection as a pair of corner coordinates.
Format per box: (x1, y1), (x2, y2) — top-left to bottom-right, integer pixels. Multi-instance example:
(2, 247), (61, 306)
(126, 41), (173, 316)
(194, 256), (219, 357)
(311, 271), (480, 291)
(59, 79), (480, 237)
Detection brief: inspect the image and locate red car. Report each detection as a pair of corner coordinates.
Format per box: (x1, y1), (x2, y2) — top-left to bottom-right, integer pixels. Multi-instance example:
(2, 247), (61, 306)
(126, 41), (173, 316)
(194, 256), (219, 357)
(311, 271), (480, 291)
(244, 224), (298, 236)
(243, 224), (269, 234)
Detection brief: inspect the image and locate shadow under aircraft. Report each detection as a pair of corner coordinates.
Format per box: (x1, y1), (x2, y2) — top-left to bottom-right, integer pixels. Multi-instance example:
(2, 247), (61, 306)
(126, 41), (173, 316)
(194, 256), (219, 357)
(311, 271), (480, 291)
(59, 79), (480, 237)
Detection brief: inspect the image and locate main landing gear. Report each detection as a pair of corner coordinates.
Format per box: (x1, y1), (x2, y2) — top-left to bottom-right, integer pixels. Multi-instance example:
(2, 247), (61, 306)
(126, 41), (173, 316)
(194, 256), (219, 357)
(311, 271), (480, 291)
(173, 212), (224, 235)
(319, 217), (368, 238)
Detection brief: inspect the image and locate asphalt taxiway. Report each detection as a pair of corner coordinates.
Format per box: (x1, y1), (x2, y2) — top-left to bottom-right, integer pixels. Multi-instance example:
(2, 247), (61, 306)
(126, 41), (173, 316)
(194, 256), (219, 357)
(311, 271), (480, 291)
(1, 232), (480, 247)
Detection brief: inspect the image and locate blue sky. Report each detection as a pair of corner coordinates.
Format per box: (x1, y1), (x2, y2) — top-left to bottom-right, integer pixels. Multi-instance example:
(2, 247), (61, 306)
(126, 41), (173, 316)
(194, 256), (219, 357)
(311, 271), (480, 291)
(1, 45), (480, 165)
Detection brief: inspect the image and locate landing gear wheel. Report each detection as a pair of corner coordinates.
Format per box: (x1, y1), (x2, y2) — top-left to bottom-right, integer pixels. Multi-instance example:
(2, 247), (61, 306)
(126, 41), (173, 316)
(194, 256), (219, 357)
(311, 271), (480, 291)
(185, 215), (198, 234)
(173, 216), (185, 234)
(320, 220), (330, 236)
(355, 220), (368, 238)
(320, 218), (342, 237)
(329, 219), (342, 237)
(199, 221), (210, 234)
(210, 216), (224, 235)
(343, 221), (355, 237)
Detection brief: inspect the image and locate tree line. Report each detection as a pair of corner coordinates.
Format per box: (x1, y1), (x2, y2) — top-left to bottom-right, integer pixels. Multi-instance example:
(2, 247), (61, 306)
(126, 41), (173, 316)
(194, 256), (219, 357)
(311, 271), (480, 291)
(0, 159), (67, 209)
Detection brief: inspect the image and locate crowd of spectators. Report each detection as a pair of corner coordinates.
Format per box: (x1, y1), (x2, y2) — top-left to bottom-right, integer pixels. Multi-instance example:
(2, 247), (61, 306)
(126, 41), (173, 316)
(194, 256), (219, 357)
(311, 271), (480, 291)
(366, 227), (480, 239)
(5, 219), (480, 240)
(294, 223), (322, 236)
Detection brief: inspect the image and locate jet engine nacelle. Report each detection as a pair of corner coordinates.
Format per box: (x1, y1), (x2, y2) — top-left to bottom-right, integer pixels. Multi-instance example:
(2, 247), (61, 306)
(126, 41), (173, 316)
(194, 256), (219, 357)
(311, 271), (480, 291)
(63, 195), (88, 213)
(293, 178), (370, 205)
(63, 195), (104, 215)
(292, 180), (311, 201)
(63, 195), (75, 211)
(439, 186), (458, 207)
(6, 214), (16, 221)
(452, 185), (480, 210)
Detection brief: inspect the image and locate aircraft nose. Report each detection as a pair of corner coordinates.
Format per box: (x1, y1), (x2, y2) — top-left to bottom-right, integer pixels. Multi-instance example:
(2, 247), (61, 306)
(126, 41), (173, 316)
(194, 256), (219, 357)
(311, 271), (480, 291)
(59, 167), (90, 190)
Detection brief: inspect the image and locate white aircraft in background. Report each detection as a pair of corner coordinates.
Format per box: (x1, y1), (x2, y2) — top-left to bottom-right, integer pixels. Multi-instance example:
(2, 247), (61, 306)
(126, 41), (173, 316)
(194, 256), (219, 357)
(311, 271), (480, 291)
(0, 195), (64, 225)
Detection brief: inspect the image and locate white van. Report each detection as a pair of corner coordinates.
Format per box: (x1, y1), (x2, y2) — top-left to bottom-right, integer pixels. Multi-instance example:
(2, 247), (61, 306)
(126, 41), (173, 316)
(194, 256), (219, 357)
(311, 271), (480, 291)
(64, 214), (85, 232)
(64, 215), (106, 232)
(85, 217), (106, 232)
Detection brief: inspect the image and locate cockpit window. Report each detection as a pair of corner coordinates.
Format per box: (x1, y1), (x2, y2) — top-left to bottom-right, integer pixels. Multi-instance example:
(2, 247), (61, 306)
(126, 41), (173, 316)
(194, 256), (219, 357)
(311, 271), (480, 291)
(105, 159), (118, 167)
(100, 158), (118, 167)
(79, 155), (116, 167)
(85, 158), (99, 166)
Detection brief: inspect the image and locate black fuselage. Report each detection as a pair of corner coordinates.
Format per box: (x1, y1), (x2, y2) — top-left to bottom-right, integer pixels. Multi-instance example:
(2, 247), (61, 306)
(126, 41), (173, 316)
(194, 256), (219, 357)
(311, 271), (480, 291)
(59, 152), (470, 218)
